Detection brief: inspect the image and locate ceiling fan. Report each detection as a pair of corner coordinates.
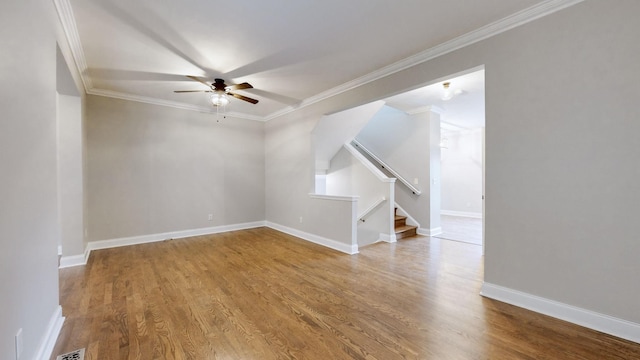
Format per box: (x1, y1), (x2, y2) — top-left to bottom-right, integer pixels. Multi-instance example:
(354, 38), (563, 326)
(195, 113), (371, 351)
(175, 76), (259, 106)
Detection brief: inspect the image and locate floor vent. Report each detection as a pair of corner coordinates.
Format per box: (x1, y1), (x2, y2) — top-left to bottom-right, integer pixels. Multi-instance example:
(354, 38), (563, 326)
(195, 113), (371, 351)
(56, 348), (85, 360)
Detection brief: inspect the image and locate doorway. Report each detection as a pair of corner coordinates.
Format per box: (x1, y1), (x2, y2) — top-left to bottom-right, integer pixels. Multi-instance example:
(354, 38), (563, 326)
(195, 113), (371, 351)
(437, 70), (485, 246)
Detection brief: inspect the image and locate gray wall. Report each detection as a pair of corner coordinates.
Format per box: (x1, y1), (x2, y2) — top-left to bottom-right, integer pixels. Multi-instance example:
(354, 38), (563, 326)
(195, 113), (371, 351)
(266, 0), (640, 325)
(86, 95), (265, 241)
(326, 146), (392, 246)
(482, 1), (640, 322)
(355, 106), (439, 231)
(0, 0), (60, 358)
(441, 129), (483, 215)
(57, 93), (85, 256)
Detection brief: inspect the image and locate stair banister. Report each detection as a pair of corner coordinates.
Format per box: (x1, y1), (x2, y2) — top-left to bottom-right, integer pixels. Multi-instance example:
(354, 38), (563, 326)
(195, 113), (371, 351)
(358, 197), (387, 222)
(351, 139), (422, 195)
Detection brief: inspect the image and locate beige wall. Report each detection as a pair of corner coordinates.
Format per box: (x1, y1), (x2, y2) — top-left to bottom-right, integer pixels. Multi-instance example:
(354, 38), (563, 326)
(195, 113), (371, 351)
(355, 106), (438, 231)
(57, 93), (84, 256)
(441, 129), (483, 215)
(86, 95), (265, 241)
(0, 0), (61, 357)
(266, 0), (640, 326)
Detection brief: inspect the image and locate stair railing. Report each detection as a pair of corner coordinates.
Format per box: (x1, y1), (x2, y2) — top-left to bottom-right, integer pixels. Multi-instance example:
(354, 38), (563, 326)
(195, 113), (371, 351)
(358, 197), (387, 222)
(351, 139), (422, 195)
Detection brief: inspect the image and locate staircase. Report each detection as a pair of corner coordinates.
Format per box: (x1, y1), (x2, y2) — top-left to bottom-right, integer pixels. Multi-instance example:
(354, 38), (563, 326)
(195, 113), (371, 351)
(395, 208), (417, 239)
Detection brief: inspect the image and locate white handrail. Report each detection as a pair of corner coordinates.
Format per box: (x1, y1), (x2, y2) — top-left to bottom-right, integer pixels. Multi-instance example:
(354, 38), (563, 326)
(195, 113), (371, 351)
(358, 197), (386, 222)
(351, 139), (422, 195)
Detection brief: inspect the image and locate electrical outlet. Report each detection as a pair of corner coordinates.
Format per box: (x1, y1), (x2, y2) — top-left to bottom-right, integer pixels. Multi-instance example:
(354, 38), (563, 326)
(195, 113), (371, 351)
(16, 328), (23, 359)
(299, 216), (303, 223)
(413, 178), (419, 185)
(208, 214), (213, 221)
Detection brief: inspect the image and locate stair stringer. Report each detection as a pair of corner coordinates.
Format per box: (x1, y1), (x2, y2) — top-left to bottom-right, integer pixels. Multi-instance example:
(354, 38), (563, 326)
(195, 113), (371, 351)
(395, 202), (442, 236)
(394, 203), (420, 228)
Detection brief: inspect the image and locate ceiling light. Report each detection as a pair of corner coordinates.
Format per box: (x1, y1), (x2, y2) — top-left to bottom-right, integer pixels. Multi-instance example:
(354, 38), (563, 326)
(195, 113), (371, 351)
(210, 92), (229, 107)
(441, 82), (463, 101)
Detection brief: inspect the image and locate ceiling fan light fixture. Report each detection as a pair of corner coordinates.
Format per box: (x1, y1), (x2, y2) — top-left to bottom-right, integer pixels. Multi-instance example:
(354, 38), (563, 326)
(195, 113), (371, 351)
(210, 92), (229, 107)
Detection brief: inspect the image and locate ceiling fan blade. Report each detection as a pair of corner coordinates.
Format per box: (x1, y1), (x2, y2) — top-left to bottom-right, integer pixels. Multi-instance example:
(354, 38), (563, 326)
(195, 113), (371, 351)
(174, 90), (212, 93)
(227, 82), (253, 91)
(186, 75), (212, 87)
(229, 92), (259, 104)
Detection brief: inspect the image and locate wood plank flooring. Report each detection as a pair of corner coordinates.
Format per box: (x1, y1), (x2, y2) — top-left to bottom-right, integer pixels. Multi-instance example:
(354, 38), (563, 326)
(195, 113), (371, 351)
(436, 215), (483, 246)
(51, 227), (640, 359)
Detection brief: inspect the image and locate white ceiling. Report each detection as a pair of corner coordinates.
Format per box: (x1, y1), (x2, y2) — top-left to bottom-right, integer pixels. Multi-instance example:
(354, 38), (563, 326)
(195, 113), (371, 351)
(60, 0), (555, 121)
(384, 69), (485, 129)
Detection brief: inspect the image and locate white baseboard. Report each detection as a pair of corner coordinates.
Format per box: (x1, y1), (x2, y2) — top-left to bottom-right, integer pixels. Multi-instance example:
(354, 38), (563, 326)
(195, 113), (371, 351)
(80, 221), (266, 264)
(418, 227), (442, 236)
(481, 282), (640, 344)
(34, 305), (65, 360)
(441, 210), (483, 219)
(59, 254), (86, 268)
(266, 221), (358, 255)
(379, 233), (397, 243)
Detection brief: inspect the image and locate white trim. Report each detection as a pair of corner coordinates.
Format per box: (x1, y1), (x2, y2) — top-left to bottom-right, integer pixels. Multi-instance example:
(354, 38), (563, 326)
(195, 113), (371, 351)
(34, 305), (65, 360)
(87, 88), (265, 122)
(263, 0), (584, 121)
(394, 203), (420, 228)
(59, 254), (86, 268)
(343, 143), (395, 183)
(418, 227), (443, 237)
(441, 210), (483, 219)
(84, 246), (91, 264)
(265, 221), (358, 255)
(53, 0), (91, 92)
(358, 197), (387, 222)
(351, 140), (417, 193)
(481, 283), (640, 344)
(308, 193), (359, 202)
(85, 221), (265, 258)
(379, 233), (397, 243)
(56, 0), (582, 122)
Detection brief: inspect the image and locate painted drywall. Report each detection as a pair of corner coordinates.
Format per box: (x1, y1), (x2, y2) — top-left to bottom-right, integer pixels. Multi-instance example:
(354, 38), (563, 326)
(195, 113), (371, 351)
(86, 95), (265, 242)
(312, 100), (385, 171)
(355, 106), (441, 231)
(441, 128), (483, 215)
(326, 146), (393, 246)
(0, 0), (61, 358)
(57, 93), (84, 256)
(480, 1), (640, 323)
(56, 45), (80, 97)
(427, 112), (442, 232)
(265, 0), (640, 328)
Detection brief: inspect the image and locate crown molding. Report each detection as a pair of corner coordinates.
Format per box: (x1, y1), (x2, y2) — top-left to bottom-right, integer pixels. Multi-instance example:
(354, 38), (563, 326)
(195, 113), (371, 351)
(53, 0), (92, 91)
(264, 0), (584, 121)
(56, 0), (583, 122)
(87, 88), (266, 122)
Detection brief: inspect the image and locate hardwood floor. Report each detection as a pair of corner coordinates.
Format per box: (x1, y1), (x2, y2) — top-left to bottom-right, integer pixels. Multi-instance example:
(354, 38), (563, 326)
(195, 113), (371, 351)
(51, 227), (640, 359)
(436, 215), (483, 246)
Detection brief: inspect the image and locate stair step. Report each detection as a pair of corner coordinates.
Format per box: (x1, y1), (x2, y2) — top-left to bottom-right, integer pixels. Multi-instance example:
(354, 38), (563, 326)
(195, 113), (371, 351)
(394, 215), (407, 227)
(395, 224), (418, 239)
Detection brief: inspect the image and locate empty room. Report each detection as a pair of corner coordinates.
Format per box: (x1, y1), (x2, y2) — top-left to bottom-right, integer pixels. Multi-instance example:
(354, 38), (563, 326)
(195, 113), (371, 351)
(1, 1), (640, 359)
